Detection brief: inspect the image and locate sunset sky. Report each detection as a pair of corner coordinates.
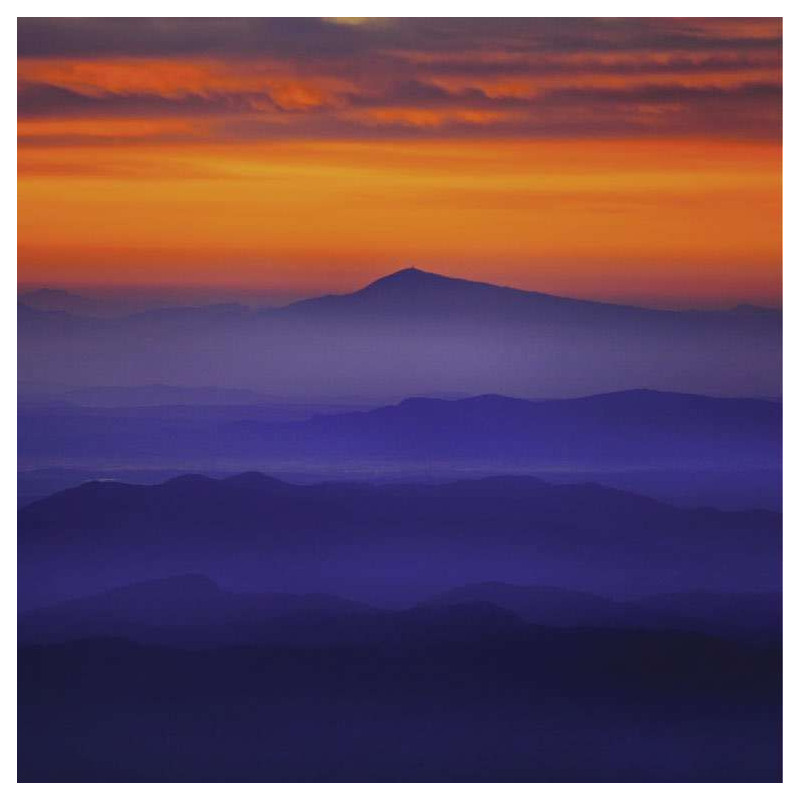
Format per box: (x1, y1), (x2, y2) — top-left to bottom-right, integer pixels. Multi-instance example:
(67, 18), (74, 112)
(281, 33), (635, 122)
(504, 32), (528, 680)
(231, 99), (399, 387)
(17, 17), (782, 308)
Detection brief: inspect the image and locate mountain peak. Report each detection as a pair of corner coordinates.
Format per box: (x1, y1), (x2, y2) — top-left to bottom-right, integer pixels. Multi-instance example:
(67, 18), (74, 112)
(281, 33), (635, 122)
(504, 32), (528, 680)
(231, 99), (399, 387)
(362, 266), (455, 290)
(385, 266), (426, 278)
(281, 266), (664, 320)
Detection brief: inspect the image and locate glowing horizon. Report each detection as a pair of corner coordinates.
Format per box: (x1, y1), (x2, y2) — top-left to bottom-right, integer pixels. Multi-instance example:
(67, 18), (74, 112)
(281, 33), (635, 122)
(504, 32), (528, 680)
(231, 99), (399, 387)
(17, 17), (782, 308)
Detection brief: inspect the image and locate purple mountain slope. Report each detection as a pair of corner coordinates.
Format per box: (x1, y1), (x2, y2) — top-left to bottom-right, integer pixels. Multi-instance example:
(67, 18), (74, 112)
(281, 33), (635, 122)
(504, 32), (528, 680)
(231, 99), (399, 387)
(18, 473), (781, 609)
(18, 268), (781, 398)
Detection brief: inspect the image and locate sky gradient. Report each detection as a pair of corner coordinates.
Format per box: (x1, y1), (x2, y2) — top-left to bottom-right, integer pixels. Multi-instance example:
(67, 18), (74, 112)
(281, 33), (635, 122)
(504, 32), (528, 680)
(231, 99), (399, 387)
(17, 17), (782, 308)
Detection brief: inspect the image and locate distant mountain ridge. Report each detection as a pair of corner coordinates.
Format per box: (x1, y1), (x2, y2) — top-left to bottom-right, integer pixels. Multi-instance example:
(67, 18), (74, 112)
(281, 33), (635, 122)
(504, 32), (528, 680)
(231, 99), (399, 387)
(18, 267), (782, 398)
(22, 269), (783, 321)
(18, 268), (782, 333)
(19, 388), (780, 470)
(281, 267), (641, 321)
(280, 267), (779, 327)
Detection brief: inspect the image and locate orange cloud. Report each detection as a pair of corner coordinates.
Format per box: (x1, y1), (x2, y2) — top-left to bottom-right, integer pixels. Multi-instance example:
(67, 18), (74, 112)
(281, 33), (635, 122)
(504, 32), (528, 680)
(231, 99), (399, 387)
(341, 107), (524, 128)
(18, 57), (354, 109)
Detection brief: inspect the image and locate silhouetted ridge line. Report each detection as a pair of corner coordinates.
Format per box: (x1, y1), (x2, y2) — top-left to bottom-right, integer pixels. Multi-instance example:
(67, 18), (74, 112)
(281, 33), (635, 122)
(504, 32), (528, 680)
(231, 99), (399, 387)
(282, 265), (653, 317)
(26, 470), (663, 505)
(18, 464), (780, 612)
(18, 575), (781, 649)
(21, 468), (781, 516)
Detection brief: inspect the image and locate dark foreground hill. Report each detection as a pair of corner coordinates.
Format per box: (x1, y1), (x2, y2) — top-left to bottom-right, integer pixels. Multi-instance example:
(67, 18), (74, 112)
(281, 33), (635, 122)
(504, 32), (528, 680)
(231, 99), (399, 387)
(18, 575), (783, 781)
(19, 629), (781, 782)
(19, 473), (781, 608)
(425, 582), (782, 644)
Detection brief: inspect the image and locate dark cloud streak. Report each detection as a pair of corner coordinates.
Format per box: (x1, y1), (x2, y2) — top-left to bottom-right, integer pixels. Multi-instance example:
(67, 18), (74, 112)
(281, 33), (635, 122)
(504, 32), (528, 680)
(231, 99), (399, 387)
(18, 17), (782, 60)
(17, 17), (782, 142)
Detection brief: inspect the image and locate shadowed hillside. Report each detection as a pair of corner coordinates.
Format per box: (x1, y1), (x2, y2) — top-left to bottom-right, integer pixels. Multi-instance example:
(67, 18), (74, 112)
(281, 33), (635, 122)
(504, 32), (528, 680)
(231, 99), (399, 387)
(18, 473), (781, 609)
(19, 575), (781, 648)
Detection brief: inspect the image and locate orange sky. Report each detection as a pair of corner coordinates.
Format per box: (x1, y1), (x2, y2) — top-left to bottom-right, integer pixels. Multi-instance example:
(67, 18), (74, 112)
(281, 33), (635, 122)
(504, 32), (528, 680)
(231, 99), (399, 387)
(17, 18), (782, 307)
